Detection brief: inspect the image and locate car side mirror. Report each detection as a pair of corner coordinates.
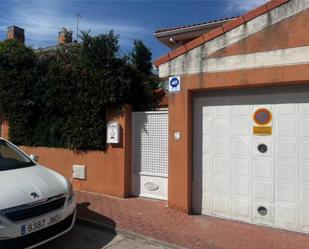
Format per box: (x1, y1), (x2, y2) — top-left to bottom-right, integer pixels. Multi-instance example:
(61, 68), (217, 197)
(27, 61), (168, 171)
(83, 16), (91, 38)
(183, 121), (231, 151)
(29, 154), (39, 162)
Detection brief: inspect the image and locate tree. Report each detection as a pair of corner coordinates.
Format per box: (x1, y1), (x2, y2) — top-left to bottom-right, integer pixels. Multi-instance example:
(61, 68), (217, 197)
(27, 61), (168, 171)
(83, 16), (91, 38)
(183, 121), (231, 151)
(128, 39), (162, 111)
(130, 39), (153, 77)
(0, 40), (38, 145)
(0, 32), (162, 151)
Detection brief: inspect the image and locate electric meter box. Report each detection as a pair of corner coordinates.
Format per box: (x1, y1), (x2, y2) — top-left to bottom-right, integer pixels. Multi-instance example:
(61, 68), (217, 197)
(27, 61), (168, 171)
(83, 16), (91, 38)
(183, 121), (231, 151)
(73, 165), (87, 180)
(107, 121), (120, 144)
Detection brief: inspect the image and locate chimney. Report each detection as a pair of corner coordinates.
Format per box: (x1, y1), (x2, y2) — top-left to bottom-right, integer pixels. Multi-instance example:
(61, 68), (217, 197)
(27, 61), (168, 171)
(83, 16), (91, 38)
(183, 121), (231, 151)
(7, 26), (25, 44)
(58, 28), (73, 44)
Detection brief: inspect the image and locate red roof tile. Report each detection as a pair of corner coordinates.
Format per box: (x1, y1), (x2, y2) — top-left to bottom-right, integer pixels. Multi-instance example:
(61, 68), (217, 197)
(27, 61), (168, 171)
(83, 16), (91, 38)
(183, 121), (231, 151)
(222, 16), (245, 33)
(154, 0), (290, 68)
(203, 27), (224, 43)
(185, 36), (205, 51)
(244, 5), (268, 22)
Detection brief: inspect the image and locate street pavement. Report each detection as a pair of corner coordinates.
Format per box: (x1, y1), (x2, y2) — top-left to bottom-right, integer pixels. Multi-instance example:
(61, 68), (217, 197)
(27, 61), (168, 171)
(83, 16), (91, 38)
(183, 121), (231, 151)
(38, 222), (172, 249)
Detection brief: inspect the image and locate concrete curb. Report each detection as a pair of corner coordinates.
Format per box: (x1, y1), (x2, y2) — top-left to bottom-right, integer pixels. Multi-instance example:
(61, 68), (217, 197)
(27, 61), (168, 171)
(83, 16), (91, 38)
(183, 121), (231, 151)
(77, 217), (186, 249)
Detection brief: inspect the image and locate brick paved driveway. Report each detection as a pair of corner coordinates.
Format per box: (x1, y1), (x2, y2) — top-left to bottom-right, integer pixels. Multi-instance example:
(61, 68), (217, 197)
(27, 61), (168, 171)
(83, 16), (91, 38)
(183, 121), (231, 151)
(39, 222), (172, 249)
(76, 191), (309, 249)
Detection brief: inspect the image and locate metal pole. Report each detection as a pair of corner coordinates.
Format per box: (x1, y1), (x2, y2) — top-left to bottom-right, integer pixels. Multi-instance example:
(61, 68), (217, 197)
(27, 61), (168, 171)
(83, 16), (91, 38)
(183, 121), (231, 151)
(76, 13), (82, 42)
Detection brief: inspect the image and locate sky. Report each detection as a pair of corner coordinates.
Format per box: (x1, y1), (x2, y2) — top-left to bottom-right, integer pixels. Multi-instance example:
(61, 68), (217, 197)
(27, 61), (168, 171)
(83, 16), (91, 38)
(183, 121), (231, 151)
(0, 0), (268, 60)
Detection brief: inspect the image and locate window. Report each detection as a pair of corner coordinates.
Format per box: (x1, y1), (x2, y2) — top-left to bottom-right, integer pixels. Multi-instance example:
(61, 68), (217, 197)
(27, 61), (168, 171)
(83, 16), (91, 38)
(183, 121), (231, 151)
(0, 140), (35, 171)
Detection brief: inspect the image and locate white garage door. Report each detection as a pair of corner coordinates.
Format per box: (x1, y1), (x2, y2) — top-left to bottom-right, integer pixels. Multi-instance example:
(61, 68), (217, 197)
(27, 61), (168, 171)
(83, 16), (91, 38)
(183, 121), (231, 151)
(193, 85), (309, 233)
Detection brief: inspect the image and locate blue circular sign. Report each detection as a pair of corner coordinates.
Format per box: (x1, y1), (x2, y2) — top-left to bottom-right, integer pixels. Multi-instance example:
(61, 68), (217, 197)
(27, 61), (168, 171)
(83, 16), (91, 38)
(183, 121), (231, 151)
(170, 77), (179, 88)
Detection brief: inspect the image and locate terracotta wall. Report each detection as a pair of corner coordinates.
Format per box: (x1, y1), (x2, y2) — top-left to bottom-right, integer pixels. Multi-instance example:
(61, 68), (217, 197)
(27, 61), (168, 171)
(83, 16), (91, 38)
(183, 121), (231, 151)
(1, 105), (132, 198)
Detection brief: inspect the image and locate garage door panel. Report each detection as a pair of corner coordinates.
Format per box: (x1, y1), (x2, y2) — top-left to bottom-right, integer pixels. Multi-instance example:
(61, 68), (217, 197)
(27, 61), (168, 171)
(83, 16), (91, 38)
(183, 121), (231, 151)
(232, 138), (250, 156)
(232, 179), (250, 197)
(203, 106), (213, 116)
(254, 161), (273, 179)
(275, 206), (297, 229)
(213, 196), (231, 216)
(214, 158), (230, 174)
(203, 138), (212, 154)
(275, 184), (296, 202)
(300, 163), (309, 181)
(300, 103), (309, 115)
(202, 172), (213, 192)
(232, 120), (250, 136)
(214, 176), (229, 193)
(276, 141), (297, 159)
(214, 106), (230, 116)
(214, 119), (230, 135)
(275, 103), (296, 115)
(254, 182), (273, 201)
(232, 199), (251, 220)
(275, 162), (296, 180)
(232, 105), (251, 115)
(299, 208), (309, 230)
(276, 119), (296, 137)
(194, 86), (309, 233)
(300, 119), (309, 137)
(214, 139), (230, 155)
(202, 155), (212, 172)
(232, 159), (250, 177)
(202, 195), (213, 213)
(300, 186), (309, 204)
(301, 143), (309, 159)
(203, 120), (212, 135)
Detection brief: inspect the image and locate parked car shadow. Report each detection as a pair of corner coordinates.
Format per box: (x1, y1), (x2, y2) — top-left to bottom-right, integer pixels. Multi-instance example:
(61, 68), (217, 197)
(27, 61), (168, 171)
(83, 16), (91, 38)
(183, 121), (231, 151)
(38, 202), (117, 249)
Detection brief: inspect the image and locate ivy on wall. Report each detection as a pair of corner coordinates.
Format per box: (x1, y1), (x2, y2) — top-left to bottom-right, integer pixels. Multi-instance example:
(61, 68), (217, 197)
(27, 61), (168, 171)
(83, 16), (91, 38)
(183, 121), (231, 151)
(0, 31), (162, 151)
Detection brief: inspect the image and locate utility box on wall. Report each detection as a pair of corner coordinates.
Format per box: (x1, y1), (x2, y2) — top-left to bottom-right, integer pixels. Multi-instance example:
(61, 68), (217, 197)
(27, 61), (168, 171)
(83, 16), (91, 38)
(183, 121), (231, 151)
(73, 165), (87, 180)
(107, 121), (120, 144)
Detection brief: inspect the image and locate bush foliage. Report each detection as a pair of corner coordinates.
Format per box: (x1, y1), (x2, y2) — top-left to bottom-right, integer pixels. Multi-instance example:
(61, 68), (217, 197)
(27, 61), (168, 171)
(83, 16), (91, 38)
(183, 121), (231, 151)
(0, 32), (161, 151)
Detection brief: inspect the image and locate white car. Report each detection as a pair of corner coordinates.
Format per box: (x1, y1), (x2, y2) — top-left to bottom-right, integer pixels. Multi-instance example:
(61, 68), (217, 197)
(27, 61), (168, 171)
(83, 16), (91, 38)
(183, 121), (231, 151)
(0, 138), (76, 248)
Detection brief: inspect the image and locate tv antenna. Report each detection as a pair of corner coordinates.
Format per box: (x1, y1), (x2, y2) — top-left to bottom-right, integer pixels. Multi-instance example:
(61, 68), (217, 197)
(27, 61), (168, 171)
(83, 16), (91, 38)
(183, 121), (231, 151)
(76, 13), (82, 42)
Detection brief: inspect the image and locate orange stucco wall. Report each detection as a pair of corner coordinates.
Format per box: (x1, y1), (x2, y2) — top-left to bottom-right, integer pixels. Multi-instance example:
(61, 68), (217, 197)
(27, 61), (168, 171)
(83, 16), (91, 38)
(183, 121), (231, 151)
(1, 105), (132, 198)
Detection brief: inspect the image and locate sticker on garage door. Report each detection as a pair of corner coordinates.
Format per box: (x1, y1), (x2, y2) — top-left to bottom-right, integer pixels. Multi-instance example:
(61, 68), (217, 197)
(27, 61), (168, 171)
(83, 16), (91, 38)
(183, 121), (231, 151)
(253, 126), (272, 136)
(253, 108), (272, 126)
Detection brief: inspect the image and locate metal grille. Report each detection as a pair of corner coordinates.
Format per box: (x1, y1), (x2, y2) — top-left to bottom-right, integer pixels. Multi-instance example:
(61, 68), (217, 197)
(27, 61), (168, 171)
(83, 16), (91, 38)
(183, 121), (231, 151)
(2, 195), (65, 222)
(132, 111), (168, 176)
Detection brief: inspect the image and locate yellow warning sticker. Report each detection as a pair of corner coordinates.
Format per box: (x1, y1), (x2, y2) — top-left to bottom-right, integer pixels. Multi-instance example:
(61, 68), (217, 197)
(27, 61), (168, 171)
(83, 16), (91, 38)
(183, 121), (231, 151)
(253, 126), (272, 136)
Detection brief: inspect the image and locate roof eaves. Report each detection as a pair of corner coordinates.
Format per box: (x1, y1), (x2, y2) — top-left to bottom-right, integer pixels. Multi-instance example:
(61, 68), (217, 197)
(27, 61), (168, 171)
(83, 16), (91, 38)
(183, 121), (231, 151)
(154, 16), (238, 37)
(154, 0), (290, 68)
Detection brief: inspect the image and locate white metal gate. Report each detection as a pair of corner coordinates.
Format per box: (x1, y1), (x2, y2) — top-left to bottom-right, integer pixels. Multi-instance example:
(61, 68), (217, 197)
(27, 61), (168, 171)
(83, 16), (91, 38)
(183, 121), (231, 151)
(131, 111), (168, 200)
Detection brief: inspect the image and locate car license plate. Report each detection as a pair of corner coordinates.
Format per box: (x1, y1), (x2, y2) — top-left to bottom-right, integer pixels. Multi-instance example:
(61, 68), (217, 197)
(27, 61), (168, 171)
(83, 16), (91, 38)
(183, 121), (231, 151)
(21, 212), (61, 236)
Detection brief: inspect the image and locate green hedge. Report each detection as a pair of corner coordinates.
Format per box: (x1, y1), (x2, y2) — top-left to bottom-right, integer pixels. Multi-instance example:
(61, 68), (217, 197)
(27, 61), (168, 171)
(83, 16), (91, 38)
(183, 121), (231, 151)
(0, 32), (161, 151)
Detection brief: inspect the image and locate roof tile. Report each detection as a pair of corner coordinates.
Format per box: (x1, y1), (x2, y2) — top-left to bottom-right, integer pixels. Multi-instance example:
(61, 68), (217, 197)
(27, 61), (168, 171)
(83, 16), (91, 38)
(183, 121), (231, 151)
(154, 54), (170, 68)
(266, 0), (289, 11)
(185, 36), (205, 51)
(203, 27), (224, 42)
(244, 5), (268, 22)
(222, 16), (245, 33)
(169, 45), (187, 60)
